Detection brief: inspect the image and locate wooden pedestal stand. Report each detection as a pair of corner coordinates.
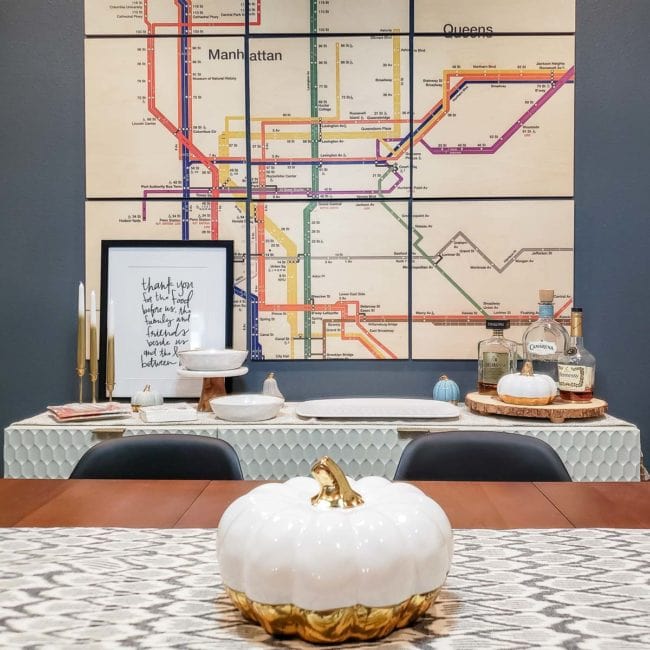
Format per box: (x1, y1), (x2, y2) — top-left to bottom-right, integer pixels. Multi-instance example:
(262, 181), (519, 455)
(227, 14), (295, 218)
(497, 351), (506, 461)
(177, 367), (249, 412)
(465, 392), (608, 423)
(197, 377), (226, 412)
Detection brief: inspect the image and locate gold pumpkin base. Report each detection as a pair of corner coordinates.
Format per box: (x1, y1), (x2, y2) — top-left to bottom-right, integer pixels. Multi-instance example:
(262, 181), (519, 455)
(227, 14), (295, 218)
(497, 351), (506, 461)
(498, 393), (555, 406)
(225, 586), (440, 644)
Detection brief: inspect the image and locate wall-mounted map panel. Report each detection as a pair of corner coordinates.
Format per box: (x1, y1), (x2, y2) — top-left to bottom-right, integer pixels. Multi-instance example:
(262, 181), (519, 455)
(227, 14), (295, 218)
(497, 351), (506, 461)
(412, 35), (574, 197)
(248, 36), (411, 200)
(415, 0), (575, 34)
(412, 200), (574, 359)
(250, 200), (409, 360)
(85, 36), (247, 203)
(84, 1), (576, 360)
(85, 1), (410, 36)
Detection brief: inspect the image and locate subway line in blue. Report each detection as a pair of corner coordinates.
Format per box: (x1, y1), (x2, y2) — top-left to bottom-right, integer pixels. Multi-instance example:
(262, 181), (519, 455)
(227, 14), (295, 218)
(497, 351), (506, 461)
(172, 8), (574, 357)
(177, 4), (258, 349)
(179, 0), (191, 240)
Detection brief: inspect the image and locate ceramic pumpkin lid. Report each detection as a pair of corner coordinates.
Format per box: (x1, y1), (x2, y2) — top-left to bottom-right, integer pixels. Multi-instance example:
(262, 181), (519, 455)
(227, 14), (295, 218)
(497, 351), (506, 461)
(217, 456), (453, 643)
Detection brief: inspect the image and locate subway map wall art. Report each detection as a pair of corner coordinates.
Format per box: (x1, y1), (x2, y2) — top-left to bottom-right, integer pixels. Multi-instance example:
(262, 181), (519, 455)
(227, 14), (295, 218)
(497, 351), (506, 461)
(84, 0), (575, 360)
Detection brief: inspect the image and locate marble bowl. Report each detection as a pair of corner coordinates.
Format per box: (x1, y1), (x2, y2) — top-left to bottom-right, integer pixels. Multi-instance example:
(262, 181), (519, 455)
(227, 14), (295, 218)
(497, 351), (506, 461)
(177, 348), (248, 372)
(210, 394), (284, 422)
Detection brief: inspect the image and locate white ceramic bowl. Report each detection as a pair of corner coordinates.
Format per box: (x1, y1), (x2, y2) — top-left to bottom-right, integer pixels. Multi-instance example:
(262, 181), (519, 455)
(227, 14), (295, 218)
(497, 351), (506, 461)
(210, 394), (284, 422)
(177, 348), (248, 371)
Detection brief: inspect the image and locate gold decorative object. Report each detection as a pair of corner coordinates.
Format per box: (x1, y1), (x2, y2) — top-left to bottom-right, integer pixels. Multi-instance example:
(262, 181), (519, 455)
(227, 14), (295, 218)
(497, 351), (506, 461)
(218, 456), (453, 644)
(106, 335), (115, 401)
(106, 299), (115, 401)
(89, 324), (98, 404)
(310, 456), (364, 509)
(225, 587), (439, 644)
(89, 290), (98, 404)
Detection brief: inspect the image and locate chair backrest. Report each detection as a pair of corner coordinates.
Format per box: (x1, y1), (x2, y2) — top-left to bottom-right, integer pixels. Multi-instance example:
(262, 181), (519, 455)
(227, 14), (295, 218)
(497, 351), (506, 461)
(70, 434), (243, 480)
(394, 431), (572, 482)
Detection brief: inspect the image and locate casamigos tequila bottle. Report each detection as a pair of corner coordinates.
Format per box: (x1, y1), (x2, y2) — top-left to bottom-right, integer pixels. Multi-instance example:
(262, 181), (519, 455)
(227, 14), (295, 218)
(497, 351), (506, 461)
(522, 289), (569, 383)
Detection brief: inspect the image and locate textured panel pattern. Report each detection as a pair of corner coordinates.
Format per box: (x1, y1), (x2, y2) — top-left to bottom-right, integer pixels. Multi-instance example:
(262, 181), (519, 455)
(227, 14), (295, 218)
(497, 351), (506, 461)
(4, 411), (641, 480)
(1, 527), (649, 649)
(218, 427), (407, 480)
(525, 428), (641, 481)
(3, 427), (219, 479)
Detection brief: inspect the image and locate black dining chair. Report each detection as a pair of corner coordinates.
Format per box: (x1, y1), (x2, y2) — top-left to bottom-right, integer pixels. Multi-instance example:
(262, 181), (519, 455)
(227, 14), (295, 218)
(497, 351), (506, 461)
(394, 430), (572, 482)
(69, 434), (244, 479)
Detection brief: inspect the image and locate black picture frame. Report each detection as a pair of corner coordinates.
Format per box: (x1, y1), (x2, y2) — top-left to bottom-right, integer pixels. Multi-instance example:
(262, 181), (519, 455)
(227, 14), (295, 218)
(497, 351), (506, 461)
(99, 240), (234, 398)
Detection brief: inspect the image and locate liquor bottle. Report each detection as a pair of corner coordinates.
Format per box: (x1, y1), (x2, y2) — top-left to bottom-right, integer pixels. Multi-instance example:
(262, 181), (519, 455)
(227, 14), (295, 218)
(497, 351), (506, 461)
(477, 319), (518, 394)
(521, 289), (570, 383)
(558, 308), (596, 401)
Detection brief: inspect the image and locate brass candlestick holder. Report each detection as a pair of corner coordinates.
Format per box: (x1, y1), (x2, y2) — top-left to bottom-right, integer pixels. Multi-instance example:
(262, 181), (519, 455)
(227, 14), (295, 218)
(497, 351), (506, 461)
(89, 325), (98, 404)
(77, 366), (86, 403)
(89, 375), (98, 404)
(77, 311), (86, 403)
(106, 336), (115, 401)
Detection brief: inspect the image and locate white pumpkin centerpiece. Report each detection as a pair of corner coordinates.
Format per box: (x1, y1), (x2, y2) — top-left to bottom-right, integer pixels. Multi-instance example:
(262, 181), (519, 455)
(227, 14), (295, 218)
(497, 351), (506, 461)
(497, 361), (557, 406)
(218, 456), (453, 643)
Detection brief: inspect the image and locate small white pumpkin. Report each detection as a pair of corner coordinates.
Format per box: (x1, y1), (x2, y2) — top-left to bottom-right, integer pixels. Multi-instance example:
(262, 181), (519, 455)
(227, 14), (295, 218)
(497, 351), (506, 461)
(497, 361), (557, 406)
(130, 384), (163, 412)
(218, 456), (453, 643)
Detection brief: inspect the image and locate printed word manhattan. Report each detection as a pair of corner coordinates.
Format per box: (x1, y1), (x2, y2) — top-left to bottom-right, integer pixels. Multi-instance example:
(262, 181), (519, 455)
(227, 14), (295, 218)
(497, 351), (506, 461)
(209, 49), (283, 61)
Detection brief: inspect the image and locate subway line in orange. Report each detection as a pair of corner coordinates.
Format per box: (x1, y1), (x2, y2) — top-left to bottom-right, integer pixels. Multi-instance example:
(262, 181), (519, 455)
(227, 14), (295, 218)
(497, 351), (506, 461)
(140, 3), (573, 358)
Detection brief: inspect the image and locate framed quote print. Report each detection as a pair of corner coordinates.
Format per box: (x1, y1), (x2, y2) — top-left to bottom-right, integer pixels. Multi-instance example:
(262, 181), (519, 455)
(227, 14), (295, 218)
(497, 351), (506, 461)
(99, 240), (234, 398)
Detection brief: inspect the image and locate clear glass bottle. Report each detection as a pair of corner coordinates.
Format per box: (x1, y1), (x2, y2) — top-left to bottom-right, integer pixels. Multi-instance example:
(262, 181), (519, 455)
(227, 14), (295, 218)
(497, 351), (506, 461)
(522, 289), (570, 384)
(557, 308), (596, 401)
(477, 319), (518, 394)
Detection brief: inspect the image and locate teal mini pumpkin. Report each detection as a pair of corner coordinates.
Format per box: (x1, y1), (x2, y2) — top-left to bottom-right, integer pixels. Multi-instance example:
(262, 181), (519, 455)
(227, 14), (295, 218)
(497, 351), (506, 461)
(433, 375), (460, 404)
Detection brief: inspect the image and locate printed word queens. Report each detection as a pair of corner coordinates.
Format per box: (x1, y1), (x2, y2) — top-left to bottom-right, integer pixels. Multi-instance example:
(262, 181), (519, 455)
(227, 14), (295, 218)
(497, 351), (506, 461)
(443, 24), (493, 37)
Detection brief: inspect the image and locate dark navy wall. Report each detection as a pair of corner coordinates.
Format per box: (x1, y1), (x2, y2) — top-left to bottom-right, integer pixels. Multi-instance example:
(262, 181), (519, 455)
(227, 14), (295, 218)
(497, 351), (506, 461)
(2, 1), (649, 471)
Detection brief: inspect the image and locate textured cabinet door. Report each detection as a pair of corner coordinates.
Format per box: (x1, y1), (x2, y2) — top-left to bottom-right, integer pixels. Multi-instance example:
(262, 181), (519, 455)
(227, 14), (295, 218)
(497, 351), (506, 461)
(4, 406), (642, 481)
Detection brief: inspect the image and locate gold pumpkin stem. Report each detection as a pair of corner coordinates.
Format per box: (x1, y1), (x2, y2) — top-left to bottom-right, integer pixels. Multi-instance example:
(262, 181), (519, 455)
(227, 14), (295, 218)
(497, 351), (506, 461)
(521, 361), (534, 376)
(311, 456), (364, 509)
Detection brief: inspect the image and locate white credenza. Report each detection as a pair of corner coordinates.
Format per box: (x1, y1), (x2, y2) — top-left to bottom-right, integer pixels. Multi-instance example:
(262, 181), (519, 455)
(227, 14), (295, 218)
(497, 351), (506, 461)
(3, 404), (642, 481)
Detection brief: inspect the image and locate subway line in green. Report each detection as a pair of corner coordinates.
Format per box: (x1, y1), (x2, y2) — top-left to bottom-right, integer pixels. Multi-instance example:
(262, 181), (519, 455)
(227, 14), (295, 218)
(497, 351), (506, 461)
(303, 0), (320, 356)
(377, 169), (488, 317)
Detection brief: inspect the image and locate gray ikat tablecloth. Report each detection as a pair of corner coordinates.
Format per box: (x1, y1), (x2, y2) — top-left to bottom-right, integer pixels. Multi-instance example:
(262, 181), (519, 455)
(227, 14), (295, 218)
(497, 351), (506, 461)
(1, 527), (649, 649)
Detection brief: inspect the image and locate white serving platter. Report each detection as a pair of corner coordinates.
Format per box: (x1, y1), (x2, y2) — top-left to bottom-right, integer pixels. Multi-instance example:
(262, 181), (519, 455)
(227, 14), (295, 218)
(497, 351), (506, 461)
(295, 398), (460, 420)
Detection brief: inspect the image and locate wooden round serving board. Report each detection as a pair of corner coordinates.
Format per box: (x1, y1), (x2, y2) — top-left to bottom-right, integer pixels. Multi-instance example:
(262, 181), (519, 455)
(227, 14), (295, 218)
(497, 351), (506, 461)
(465, 392), (608, 423)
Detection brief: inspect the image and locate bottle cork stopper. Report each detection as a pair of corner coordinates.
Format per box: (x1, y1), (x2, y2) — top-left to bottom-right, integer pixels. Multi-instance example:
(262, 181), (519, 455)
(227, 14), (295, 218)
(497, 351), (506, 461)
(538, 289), (554, 303)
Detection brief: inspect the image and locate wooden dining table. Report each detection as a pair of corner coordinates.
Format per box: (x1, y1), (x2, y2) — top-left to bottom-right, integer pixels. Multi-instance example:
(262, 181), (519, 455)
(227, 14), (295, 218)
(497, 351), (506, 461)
(2, 478), (649, 528)
(2, 479), (649, 649)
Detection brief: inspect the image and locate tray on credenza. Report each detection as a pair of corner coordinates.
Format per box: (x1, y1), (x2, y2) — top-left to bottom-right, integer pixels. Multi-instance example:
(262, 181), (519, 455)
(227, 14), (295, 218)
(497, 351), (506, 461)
(295, 398), (460, 420)
(465, 392), (608, 423)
